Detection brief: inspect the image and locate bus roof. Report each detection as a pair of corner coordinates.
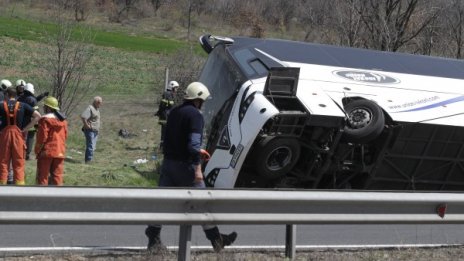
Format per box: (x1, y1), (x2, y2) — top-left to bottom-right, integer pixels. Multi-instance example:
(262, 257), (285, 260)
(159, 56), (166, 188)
(227, 37), (464, 80)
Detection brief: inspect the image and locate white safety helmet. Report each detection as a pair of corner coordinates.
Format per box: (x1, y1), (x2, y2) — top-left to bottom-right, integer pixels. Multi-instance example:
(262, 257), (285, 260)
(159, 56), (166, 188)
(16, 79), (26, 88)
(0, 79), (12, 91)
(167, 80), (179, 91)
(184, 82), (210, 101)
(25, 83), (35, 94)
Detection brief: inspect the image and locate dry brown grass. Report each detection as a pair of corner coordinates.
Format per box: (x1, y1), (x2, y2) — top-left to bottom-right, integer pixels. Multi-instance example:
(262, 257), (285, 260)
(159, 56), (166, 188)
(0, 247), (464, 261)
(4, 246), (464, 261)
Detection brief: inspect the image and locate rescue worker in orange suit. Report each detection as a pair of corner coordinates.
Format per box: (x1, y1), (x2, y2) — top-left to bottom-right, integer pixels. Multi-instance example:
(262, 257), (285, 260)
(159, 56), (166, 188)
(145, 82), (237, 253)
(0, 85), (41, 185)
(35, 96), (67, 186)
(0, 79), (14, 184)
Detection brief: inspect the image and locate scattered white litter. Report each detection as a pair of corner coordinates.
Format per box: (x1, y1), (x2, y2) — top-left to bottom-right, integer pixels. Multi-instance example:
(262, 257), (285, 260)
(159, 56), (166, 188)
(70, 148), (83, 155)
(133, 158), (148, 164)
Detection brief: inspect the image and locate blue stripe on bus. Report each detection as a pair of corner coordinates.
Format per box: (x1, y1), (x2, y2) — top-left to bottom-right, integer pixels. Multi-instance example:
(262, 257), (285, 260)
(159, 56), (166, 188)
(395, 96), (464, 112)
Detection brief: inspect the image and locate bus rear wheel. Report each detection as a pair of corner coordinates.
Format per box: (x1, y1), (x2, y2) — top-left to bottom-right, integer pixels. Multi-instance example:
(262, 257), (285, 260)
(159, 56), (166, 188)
(343, 99), (385, 143)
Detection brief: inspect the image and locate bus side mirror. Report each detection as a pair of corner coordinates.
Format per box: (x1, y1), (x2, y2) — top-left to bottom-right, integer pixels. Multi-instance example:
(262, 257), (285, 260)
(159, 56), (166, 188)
(199, 35), (235, 54)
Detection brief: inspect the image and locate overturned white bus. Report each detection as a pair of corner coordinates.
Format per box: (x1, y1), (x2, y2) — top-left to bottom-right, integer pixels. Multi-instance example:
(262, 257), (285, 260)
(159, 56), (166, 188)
(198, 35), (464, 191)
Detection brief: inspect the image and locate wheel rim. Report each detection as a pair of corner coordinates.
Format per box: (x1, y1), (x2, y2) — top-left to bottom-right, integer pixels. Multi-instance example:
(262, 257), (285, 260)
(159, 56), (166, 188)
(348, 107), (372, 129)
(265, 146), (292, 171)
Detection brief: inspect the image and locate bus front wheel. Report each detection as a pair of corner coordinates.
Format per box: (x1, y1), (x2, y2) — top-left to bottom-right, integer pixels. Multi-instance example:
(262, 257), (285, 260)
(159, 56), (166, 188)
(253, 138), (300, 180)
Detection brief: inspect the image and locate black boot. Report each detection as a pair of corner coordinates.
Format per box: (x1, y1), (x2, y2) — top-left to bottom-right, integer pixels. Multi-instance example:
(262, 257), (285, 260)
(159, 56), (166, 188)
(145, 226), (167, 254)
(222, 231), (237, 247)
(204, 227), (237, 252)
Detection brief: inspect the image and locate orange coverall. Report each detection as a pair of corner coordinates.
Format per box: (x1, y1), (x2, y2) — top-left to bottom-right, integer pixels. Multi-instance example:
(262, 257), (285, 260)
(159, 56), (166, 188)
(0, 102), (26, 185)
(35, 114), (68, 186)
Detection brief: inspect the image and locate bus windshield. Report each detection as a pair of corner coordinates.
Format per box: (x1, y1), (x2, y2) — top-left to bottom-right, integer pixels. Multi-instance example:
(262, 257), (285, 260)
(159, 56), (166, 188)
(199, 44), (246, 148)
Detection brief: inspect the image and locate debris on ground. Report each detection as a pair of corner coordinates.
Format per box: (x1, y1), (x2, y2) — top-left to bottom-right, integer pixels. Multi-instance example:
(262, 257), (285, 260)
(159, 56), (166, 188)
(133, 158), (148, 165)
(118, 129), (137, 138)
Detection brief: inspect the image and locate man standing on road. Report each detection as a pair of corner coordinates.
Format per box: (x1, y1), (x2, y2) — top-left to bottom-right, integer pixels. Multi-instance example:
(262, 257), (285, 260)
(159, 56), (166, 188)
(155, 80), (179, 148)
(81, 96), (102, 164)
(35, 96), (67, 186)
(145, 82), (237, 253)
(0, 85), (41, 185)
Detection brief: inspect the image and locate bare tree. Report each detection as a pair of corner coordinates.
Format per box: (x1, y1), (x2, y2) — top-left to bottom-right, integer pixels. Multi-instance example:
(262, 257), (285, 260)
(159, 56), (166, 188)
(352, 0), (441, 51)
(40, 4), (96, 116)
(108, 0), (139, 23)
(445, 0), (464, 58)
(223, 0), (265, 37)
(160, 46), (205, 103)
(73, 0), (92, 22)
(186, 0), (194, 41)
(150, 0), (165, 16)
(261, 0), (297, 32)
(175, 0), (212, 40)
(330, 0), (365, 47)
(297, 0), (337, 43)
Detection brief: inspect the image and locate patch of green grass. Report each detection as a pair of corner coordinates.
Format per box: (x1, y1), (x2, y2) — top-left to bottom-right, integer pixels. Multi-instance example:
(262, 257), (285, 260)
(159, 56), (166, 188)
(0, 37), (167, 95)
(0, 16), (187, 53)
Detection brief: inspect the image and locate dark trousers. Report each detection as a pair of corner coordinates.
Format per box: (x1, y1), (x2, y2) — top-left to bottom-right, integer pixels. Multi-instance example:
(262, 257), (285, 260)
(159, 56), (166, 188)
(147, 159), (214, 236)
(25, 131), (35, 159)
(160, 123), (166, 144)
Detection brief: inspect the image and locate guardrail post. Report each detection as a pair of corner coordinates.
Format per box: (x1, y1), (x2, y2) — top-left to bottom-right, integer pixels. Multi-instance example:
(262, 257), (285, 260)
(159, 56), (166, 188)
(285, 224), (296, 260)
(178, 225), (192, 261)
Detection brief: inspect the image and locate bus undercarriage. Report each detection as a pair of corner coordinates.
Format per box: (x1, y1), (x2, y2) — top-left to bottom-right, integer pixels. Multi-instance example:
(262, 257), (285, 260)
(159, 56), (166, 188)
(237, 120), (464, 191)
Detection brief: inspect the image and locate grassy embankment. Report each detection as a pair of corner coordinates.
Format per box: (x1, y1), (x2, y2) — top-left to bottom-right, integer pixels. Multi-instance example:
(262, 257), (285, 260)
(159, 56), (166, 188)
(0, 16), (194, 187)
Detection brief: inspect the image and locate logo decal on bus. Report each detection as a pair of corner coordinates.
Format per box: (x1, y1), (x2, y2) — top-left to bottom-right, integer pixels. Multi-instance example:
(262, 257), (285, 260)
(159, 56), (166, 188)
(334, 70), (400, 84)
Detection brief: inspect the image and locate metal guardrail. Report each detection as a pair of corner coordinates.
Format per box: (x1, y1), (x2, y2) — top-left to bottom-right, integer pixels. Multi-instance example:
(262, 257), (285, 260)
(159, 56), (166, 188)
(1, 186), (464, 260)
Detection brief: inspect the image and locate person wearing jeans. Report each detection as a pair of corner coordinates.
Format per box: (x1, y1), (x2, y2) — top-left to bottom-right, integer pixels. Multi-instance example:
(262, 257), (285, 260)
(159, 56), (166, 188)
(80, 96), (102, 163)
(83, 128), (98, 163)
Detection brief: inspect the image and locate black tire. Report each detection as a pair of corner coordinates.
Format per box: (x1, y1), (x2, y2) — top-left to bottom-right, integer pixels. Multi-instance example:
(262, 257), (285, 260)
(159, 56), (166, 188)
(253, 138), (301, 180)
(343, 99), (385, 143)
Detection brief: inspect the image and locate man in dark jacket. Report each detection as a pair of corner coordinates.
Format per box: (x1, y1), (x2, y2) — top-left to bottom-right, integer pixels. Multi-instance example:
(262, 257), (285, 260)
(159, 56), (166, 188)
(18, 83), (38, 160)
(155, 80), (179, 147)
(145, 82), (237, 253)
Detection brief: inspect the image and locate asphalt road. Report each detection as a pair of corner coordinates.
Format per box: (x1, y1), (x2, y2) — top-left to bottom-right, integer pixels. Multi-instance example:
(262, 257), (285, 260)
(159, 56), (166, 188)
(2, 224), (464, 250)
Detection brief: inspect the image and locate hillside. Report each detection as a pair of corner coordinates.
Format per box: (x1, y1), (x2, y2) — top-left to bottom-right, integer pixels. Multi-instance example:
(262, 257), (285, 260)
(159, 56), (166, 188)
(0, 3), (201, 187)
